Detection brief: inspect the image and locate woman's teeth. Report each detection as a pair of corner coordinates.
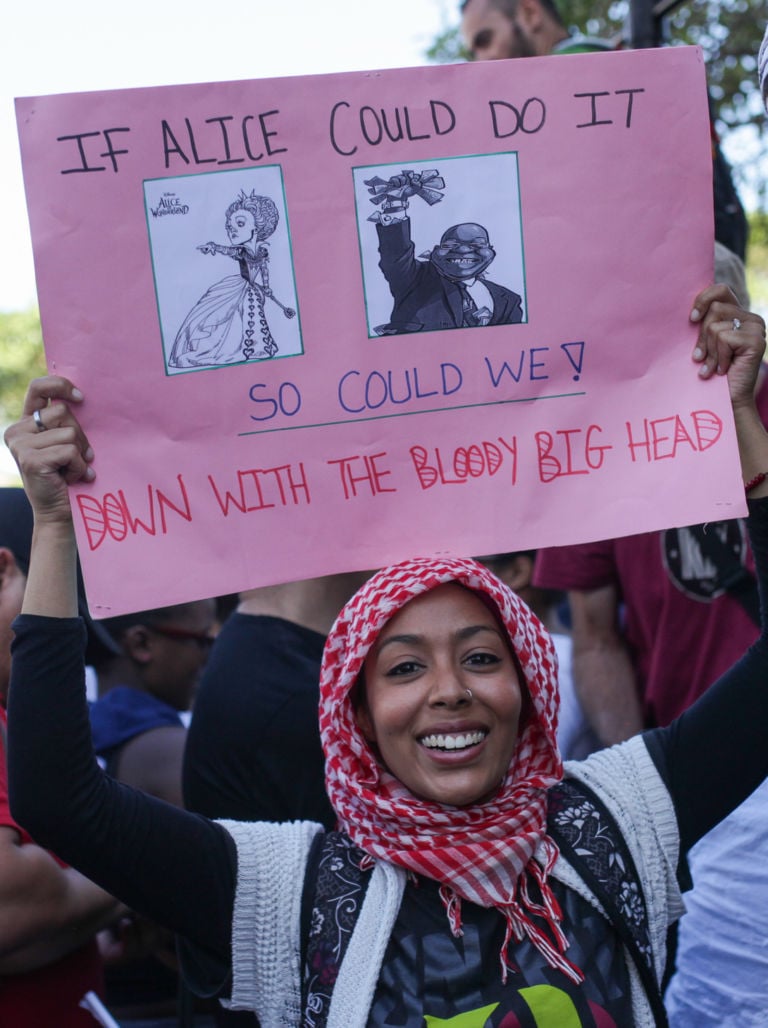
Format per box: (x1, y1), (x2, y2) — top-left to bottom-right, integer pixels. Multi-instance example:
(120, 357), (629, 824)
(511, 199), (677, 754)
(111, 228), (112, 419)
(421, 731), (486, 751)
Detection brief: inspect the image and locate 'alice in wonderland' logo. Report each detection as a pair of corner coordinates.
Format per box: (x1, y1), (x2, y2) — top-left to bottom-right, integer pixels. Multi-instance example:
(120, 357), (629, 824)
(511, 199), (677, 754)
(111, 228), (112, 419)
(150, 192), (189, 218)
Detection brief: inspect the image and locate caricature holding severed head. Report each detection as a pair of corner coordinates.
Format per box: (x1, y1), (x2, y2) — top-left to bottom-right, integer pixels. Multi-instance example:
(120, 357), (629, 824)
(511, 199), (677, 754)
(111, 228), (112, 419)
(366, 169), (523, 335)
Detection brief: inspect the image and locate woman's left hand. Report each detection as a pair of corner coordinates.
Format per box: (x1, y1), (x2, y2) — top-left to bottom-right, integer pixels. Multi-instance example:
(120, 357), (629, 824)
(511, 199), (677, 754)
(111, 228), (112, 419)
(691, 284), (767, 410)
(692, 285), (768, 495)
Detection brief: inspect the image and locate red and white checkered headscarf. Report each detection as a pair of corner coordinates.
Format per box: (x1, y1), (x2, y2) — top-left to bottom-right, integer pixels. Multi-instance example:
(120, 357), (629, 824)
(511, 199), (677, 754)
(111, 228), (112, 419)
(319, 556), (583, 983)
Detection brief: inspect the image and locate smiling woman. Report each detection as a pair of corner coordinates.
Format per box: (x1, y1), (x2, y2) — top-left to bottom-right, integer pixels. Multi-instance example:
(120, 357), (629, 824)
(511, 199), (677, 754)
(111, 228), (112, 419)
(318, 557), (577, 980)
(356, 583), (524, 807)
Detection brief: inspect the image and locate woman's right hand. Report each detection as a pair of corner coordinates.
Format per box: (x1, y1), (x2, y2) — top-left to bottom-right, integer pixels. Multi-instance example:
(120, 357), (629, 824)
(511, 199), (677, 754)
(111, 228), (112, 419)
(3, 376), (94, 526)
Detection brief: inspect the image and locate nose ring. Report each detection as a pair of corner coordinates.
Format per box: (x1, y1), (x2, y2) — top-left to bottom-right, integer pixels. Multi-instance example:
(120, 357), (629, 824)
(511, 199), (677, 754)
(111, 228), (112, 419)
(465, 688), (473, 699)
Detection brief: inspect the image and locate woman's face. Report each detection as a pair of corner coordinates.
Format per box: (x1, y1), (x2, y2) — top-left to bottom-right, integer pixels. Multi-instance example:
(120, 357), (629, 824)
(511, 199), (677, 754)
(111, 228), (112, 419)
(357, 583), (523, 807)
(227, 208), (256, 245)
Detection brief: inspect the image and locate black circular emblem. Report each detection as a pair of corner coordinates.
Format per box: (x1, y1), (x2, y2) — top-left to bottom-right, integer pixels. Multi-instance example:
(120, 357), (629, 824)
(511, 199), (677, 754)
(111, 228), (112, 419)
(662, 520), (747, 602)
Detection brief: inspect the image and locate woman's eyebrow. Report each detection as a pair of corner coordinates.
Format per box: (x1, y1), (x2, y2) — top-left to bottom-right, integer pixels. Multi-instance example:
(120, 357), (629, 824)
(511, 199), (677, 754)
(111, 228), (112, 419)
(375, 633), (423, 653)
(456, 624), (505, 642)
(376, 624), (502, 653)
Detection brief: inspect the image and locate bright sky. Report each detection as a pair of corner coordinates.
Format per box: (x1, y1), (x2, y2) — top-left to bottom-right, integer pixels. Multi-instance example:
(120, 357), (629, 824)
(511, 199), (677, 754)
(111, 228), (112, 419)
(0, 0), (456, 312)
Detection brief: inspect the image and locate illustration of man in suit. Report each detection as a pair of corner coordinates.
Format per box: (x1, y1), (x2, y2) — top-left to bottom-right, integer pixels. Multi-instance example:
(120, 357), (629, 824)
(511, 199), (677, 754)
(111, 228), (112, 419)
(366, 169), (523, 335)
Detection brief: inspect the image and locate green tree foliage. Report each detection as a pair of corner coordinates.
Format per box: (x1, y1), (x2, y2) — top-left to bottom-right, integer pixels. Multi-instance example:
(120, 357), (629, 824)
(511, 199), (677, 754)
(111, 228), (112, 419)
(426, 0), (767, 207)
(747, 210), (768, 320)
(0, 308), (46, 422)
(749, 209), (768, 249)
(427, 25), (470, 63)
(664, 0), (764, 135)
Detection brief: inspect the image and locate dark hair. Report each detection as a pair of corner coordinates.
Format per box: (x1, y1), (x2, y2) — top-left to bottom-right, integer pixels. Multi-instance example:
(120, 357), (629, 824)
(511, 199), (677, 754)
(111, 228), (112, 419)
(478, 550), (536, 566)
(0, 488), (121, 662)
(100, 602), (206, 645)
(460, 0), (564, 27)
(0, 488), (33, 576)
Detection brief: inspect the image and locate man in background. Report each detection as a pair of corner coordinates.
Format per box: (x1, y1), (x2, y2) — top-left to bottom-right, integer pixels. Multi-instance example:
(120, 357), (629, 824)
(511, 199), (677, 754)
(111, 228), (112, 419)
(461, 0), (610, 61)
(459, 0), (749, 262)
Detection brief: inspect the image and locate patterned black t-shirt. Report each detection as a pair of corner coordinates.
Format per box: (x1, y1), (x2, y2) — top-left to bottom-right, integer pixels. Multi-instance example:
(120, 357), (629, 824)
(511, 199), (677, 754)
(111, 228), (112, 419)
(367, 875), (632, 1027)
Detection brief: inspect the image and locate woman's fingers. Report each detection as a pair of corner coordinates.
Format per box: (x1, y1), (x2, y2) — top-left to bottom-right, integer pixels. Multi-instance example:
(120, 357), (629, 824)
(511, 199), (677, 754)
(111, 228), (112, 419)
(21, 375), (84, 416)
(5, 419), (93, 483)
(18, 376), (91, 456)
(690, 283), (737, 323)
(20, 433), (93, 484)
(3, 377), (95, 522)
(691, 286), (766, 391)
(22, 399), (93, 461)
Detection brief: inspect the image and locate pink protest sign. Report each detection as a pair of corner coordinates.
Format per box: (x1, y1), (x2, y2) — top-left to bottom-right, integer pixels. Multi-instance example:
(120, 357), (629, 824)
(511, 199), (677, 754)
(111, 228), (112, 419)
(16, 46), (739, 616)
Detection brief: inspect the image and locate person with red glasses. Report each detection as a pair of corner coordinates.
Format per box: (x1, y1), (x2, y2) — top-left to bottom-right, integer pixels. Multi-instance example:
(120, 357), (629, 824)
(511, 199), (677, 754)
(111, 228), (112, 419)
(88, 601), (218, 808)
(86, 599), (218, 1026)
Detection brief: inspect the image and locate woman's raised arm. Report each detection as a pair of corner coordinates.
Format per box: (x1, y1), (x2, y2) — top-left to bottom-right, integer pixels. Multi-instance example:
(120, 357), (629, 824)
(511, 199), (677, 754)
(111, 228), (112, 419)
(3, 376), (93, 619)
(3, 376), (237, 970)
(647, 285), (768, 851)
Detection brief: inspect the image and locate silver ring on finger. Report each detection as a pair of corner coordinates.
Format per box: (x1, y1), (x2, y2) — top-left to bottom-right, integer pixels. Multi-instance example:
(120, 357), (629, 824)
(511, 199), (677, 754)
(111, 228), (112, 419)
(33, 409), (48, 432)
(733, 317), (742, 331)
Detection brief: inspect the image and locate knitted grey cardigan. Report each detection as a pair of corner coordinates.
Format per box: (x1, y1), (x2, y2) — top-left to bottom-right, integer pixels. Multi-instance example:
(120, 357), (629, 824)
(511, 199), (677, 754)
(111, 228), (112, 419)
(221, 735), (683, 1028)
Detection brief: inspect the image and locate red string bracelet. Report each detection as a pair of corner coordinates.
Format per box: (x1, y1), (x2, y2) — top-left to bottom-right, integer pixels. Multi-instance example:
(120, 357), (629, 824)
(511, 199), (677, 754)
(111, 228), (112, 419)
(745, 471), (768, 494)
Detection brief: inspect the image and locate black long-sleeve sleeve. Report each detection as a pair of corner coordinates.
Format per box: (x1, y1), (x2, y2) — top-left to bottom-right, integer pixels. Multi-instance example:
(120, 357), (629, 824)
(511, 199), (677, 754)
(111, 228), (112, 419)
(7, 617), (236, 973)
(644, 495), (768, 855)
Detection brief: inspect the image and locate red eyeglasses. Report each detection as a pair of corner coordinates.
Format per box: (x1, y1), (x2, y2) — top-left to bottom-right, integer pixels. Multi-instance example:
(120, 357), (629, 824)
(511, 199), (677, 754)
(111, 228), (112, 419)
(143, 624), (217, 651)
